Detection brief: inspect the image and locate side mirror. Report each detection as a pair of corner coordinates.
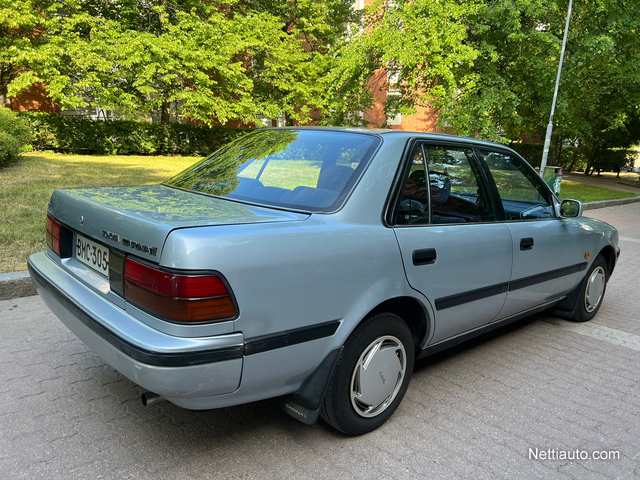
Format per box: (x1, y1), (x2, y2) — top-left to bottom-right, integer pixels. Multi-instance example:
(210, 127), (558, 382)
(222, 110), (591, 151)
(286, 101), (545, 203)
(558, 199), (583, 218)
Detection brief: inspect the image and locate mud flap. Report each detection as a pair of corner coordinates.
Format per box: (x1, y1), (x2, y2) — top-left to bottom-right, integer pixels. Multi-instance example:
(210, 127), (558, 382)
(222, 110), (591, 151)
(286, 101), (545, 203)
(279, 346), (343, 425)
(552, 274), (587, 319)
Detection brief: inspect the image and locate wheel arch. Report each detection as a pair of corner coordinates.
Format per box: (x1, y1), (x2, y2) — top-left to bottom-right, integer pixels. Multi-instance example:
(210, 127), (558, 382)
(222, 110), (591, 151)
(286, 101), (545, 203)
(363, 296), (430, 355)
(597, 245), (617, 277)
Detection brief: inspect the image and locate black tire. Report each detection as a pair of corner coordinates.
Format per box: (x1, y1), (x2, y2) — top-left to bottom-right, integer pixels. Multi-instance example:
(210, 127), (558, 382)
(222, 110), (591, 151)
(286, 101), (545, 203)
(572, 254), (608, 322)
(321, 313), (414, 436)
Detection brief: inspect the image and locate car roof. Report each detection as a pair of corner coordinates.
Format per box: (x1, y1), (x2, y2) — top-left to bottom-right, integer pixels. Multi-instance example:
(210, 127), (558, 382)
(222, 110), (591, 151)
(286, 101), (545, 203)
(266, 127), (510, 150)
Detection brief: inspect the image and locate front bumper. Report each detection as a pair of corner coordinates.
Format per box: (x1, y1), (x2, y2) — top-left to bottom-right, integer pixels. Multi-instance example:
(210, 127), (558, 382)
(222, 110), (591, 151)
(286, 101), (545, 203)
(28, 251), (244, 401)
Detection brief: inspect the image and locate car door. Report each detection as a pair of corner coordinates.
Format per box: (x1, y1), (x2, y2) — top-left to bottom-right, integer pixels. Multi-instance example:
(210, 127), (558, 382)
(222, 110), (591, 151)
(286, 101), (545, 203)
(479, 149), (583, 320)
(393, 142), (513, 345)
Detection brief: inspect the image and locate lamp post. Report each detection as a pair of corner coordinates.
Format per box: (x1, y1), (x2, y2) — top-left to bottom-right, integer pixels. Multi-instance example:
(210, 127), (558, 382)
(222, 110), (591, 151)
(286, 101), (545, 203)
(540, 0), (573, 178)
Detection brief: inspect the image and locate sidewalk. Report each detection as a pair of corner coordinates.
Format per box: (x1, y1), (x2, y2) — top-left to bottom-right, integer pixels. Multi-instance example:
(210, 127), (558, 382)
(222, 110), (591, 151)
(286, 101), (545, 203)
(563, 170), (640, 194)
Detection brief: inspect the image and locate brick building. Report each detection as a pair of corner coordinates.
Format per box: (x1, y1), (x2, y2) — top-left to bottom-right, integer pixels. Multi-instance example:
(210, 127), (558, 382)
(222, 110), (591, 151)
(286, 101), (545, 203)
(11, 83), (59, 114)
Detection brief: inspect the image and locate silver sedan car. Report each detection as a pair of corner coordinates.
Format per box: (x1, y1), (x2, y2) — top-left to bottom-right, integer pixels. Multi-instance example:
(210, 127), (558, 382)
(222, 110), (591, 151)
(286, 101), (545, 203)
(28, 128), (619, 435)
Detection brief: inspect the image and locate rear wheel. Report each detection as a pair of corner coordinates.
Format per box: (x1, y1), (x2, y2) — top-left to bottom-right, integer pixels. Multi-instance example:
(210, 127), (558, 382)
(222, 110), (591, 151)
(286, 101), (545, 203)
(321, 313), (414, 436)
(572, 254), (608, 322)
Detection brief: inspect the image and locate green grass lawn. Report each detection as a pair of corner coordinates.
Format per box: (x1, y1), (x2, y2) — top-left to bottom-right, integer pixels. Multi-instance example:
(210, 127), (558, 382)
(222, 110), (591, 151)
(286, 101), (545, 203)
(559, 180), (639, 203)
(0, 153), (197, 273)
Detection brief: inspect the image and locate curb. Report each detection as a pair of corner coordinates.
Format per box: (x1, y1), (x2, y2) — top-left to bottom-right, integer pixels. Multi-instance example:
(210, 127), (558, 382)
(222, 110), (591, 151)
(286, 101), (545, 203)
(2, 195), (640, 301)
(0, 271), (36, 301)
(582, 195), (640, 210)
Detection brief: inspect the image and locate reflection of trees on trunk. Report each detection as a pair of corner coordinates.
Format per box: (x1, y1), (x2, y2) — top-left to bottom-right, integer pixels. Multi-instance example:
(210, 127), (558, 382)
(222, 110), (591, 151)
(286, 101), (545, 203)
(166, 130), (298, 196)
(61, 185), (282, 223)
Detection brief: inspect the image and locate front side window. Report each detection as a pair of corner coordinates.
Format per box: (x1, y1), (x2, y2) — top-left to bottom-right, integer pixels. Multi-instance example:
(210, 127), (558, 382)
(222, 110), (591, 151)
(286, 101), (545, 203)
(481, 150), (554, 220)
(165, 130), (380, 212)
(395, 144), (496, 225)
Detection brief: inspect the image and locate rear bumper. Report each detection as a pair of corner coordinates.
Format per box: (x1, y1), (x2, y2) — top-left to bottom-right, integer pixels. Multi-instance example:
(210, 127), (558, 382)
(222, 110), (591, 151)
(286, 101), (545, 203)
(28, 251), (244, 401)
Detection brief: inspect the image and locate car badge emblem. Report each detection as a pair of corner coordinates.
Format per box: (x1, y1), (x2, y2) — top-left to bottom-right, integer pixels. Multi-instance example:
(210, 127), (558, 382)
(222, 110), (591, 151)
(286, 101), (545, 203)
(80, 216), (84, 224)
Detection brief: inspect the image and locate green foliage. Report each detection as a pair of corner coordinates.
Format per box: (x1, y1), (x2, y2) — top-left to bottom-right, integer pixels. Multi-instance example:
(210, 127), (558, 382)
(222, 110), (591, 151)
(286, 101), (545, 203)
(338, 0), (640, 154)
(509, 142), (591, 171)
(4, 0), (357, 126)
(325, 0), (480, 128)
(18, 112), (249, 155)
(0, 0), (55, 107)
(0, 107), (32, 166)
(0, 131), (20, 166)
(509, 143), (546, 169)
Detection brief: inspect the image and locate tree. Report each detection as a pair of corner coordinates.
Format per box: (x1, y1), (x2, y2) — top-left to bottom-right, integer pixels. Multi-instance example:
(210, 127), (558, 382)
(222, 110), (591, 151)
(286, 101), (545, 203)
(325, 0), (481, 127)
(233, 0), (359, 125)
(5, 0), (357, 125)
(337, 0), (640, 163)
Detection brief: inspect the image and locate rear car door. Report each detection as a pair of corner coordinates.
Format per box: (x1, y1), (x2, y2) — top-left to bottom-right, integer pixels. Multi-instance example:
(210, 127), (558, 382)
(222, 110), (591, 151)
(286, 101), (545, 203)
(393, 142), (513, 345)
(479, 149), (583, 320)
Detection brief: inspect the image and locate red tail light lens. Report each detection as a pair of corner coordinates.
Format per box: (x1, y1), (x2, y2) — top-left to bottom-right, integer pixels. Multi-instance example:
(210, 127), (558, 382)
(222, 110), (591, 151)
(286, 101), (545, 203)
(124, 258), (237, 323)
(46, 214), (61, 255)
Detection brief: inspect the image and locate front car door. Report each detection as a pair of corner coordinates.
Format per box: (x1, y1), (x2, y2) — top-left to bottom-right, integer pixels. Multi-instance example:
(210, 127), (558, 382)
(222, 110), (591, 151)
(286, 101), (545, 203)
(393, 142), (513, 346)
(479, 149), (584, 320)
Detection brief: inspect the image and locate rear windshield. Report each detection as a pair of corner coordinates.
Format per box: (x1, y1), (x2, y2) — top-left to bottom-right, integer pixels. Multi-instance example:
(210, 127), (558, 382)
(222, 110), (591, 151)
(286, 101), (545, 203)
(165, 129), (380, 212)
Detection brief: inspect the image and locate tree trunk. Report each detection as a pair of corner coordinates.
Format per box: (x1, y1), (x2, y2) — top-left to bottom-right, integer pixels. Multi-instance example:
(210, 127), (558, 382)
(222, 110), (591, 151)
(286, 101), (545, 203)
(566, 145), (580, 172)
(0, 84), (12, 109)
(161, 100), (170, 124)
(584, 145), (602, 176)
(0, 93), (11, 109)
(0, 66), (13, 109)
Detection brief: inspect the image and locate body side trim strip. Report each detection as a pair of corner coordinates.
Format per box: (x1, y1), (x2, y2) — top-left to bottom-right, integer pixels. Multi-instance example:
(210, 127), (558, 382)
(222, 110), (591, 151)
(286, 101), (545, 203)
(244, 321), (341, 356)
(435, 283), (509, 311)
(508, 262), (588, 292)
(434, 262), (588, 311)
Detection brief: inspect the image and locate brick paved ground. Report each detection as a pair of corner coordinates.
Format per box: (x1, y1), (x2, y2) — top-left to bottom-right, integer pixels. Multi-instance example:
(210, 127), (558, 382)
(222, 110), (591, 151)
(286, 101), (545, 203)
(1, 203), (639, 479)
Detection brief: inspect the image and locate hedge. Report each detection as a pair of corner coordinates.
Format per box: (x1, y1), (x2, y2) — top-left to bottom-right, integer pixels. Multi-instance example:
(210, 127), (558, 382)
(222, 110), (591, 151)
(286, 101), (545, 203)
(17, 112), (251, 156)
(509, 142), (637, 174)
(509, 142), (587, 171)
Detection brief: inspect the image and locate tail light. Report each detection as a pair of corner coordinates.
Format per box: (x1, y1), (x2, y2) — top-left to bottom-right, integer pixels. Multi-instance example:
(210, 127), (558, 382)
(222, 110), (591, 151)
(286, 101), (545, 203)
(123, 258), (237, 323)
(46, 214), (61, 255)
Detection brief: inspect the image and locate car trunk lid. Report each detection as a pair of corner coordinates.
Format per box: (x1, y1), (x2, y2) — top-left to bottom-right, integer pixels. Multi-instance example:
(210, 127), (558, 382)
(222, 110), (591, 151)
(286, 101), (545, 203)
(48, 184), (309, 262)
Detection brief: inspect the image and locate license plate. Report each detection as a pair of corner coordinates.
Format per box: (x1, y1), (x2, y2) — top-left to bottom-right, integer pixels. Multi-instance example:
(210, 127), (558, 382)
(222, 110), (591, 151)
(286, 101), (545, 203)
(75, 234), (109, 277)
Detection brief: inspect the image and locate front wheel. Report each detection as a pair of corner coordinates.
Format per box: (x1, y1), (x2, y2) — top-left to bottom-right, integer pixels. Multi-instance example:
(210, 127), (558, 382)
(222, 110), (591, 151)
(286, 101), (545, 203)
(321, 313), (414, 436)
(572, 254), (608, 322)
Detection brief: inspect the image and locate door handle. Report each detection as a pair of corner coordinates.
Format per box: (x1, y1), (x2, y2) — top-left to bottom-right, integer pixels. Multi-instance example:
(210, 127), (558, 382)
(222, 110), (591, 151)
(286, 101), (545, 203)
(413, 248), (437, 266)
(520, 237), (534, 251)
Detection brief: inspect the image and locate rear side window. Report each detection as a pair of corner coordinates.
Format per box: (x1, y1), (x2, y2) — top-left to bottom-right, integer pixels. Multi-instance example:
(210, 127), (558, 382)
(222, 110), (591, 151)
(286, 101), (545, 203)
(165, 130), (380, 212)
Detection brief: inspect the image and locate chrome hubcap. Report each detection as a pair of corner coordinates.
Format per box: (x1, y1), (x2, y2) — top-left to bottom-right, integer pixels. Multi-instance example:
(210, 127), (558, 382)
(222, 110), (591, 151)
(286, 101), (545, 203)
(350, 335), (406, 418)
(585, 266), (606, 313)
